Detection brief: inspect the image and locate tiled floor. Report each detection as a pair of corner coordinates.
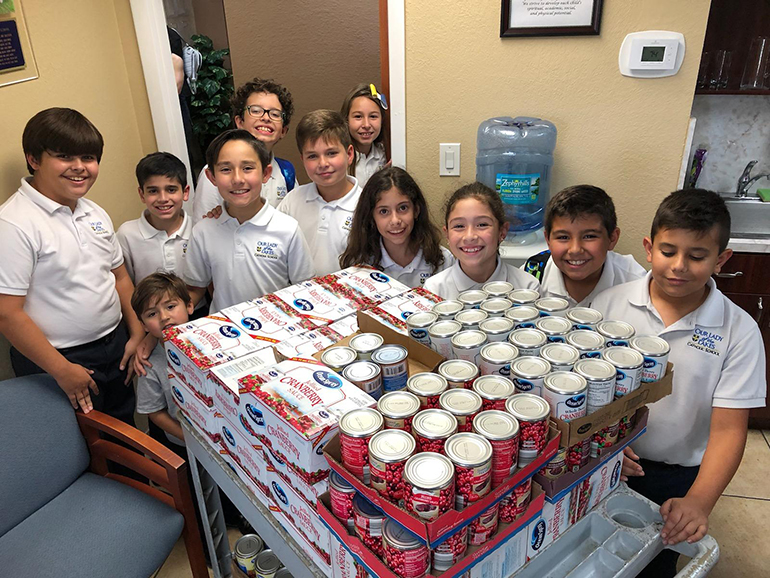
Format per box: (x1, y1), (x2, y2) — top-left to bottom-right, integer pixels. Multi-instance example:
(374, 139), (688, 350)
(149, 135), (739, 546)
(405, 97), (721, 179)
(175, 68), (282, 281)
(155, 431), (770, 578)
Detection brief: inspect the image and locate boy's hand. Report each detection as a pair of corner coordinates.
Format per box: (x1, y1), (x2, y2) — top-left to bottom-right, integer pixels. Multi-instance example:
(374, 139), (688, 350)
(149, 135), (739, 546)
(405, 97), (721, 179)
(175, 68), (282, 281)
(621, 446), (644, 481)
(120, 335), (143, 384)
(132, 333), (157, 378)
(203, 205), (223, 219)
(54, 362), (99, 413)
(660, 495), (710, 545)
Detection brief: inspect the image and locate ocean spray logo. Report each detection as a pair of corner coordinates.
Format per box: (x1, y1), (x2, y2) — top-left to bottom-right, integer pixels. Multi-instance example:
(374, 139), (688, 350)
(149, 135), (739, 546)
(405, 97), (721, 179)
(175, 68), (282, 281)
(221, 425), (235, 448)
(531, 520), (546, 550)
(168, 350), (181, 367)
(514, 378), (534, 392)
(219, 325), (241, 339)
(272, 481), (289, 505)
(245, 404), (264, 427)
(611, 461), (621, 487)
(565, 394), (585, 408)
(267, 446), (285, 466)
(401, 310), (413, 320)
(643, 358), (656, 369)
(370, 271), (389, 283)
(313, 371), (342, 389)
(172, 386), (184, 404)
(241, 317), (262, 331)
(616, 369), (627, 381)
(293, 298), (314, 311)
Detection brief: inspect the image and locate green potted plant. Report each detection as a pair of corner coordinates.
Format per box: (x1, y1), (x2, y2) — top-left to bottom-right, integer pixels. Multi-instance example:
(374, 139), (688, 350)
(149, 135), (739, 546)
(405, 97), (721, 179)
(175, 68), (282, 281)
(189, 34), (234, 153)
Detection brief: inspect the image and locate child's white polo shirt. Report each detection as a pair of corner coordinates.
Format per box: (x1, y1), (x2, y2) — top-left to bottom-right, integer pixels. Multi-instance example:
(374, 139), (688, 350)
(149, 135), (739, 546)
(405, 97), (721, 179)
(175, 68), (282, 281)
(184, 200), (314, 312)
(592, 273), (766, 467)
(424, 258), (540, 300)
(0, 178), (123, 348)
(355, 143), (387, 188)
(117, 210), (192, 283)
(191, 157), (297, 223)
(278, 176), (361, 276)
(539, 250), (646, 307)
(379, 240), (455, 288)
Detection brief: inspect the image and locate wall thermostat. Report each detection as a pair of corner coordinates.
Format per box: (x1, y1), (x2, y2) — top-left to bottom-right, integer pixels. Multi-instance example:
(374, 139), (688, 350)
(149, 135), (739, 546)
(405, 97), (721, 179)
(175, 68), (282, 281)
(619, 31), (685, 78)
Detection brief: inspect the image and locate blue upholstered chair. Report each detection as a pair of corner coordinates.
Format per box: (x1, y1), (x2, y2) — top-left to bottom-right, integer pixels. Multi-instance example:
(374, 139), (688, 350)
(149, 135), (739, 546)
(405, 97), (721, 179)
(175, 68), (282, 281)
(0, 374), (208, 578)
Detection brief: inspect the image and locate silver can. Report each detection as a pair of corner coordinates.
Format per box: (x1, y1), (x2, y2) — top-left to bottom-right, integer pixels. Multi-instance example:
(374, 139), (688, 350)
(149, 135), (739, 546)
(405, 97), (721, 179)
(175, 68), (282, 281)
(458, 289), (488, 309)
(565, 329), (605, 359)
(542, 372), (588, 422)
(508, 327), (548, 357)
(504, 305), (540, 329)
(482, 280), (514, 297)
(479, 342), (519, 377)
(510, 356), (552, 396)
(596, 320), (636, 347)
(369, 429), (416, 504)
(505, 393), (551, 466)
(630, 335), (670, 383)
(473, 374), (516, 411)
(573, 358), (617, 413)
(275, 570), (293, 578)
(403, 452), (455, 520)
(406, 311), (439, 347)
(480, 297), (513, 318)
(234, 534), (264, 576)
(412, 409), (459, 454)
(455, 309), (489, 331)
(445, 432), (493, 510)
(378, 391), (422, 432)
(451, 329), (487, 364)
(321, 346), (358, 372)
(428, 319), (462, 358)
(602, 346), (644, 397)
(349, 332), (385, 360)
(508, 288), (539, 307)
(539, 343), (580, 371)
(439, 389), (483, 433)
(534, 297), (570, 317)
(372, 344), (409, 393)
(535, 316), (573, 343)
(254, 550), (281, 578)
(407, 372), (448, 409)
(479, 317), (514, 343)
(437, 359), (479, 389)
(566, 307), (603, 331)
(432, 299), (464, 320)
(342, 361), (384, 400)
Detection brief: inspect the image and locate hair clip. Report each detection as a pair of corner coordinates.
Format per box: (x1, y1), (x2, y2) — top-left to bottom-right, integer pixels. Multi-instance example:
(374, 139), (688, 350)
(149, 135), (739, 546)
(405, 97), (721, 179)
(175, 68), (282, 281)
(369, 83), (389, 110)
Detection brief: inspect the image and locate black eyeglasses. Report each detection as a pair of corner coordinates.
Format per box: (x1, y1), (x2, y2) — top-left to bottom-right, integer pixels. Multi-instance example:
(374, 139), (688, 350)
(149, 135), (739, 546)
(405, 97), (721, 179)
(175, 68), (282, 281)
(244, 105), (285, 122)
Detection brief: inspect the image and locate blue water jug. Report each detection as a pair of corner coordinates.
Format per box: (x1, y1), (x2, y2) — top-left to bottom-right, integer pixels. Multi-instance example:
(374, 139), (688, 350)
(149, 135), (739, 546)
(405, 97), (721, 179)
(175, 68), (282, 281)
(476, 116), (557, 238)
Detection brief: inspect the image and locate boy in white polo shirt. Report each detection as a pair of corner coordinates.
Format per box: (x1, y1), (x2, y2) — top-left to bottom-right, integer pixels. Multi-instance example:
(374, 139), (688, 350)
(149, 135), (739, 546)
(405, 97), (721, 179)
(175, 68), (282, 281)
(184, 129), (314, 312)
(0, 108), (144, 420)
(192, 77), (298, 221)
(278, 109), (360, 276)
(592, 189), (766, 577)
(524, 185), (645, 307)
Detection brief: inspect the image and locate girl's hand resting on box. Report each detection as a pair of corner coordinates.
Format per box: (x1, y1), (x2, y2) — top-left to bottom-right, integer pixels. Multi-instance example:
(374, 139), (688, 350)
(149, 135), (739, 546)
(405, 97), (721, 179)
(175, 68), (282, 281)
(660, 495), (710, 545)
(620, 446), (644, 481)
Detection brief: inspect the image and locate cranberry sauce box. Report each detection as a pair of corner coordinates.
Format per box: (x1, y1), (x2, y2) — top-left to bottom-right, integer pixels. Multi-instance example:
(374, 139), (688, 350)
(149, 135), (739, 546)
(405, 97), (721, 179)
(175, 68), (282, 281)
(219, 416), (272, 506)
(272, 507), (332, 575)
(363, 287), (444, 333)
(170, 372), (221, 444)
(275, 326), (343, 363)
(316, 266), (411, 308)
(221, 298), (312, 344)
(164, 314), (266, 405)
(272, 280), (357, 327)
(331, 533), (373, 578)
(263, 442), (328, 507)
(238, 359), (377, 485)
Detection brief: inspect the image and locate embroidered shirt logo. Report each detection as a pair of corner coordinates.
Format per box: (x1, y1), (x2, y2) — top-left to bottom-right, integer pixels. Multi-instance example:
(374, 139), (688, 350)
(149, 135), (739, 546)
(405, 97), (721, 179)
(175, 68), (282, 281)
(342, 216), (353, 231)
(687, 327), (723, 357)
(88, 220), (110, 235)
(254, 241), (279, 260)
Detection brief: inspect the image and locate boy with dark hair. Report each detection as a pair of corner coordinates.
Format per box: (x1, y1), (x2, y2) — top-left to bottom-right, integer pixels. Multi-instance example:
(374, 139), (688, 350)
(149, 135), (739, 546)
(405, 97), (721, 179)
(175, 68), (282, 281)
(0, 108), (144, 419)
(524, 184), (645, 306)
(592, 189), (766, 577)
(192, 77), (298, 221)
(278, 109), (359, 276)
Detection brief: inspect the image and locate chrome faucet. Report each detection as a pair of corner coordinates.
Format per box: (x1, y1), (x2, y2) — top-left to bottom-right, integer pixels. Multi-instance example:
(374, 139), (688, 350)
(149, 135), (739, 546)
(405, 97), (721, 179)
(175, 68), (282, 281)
(736, 160), (770, 197)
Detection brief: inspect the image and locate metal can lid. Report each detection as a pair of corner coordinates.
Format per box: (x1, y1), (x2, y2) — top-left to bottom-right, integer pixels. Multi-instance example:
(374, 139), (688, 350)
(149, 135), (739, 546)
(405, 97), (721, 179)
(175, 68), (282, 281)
(596, 320), (636, 340)
(235, 534), (264, 558)
(479, 317), (515, 334)
(372, 344), (408, 364)
(472, 410), (519, 440)
(450, 329), (487, 349)
(255, 550), (282, 574)
(377, 390), (421, 418)
(429, 319), (462, 338)
(482, 281), (514, 296)
(535, 316), (573, 335)
(412, 408), (459, 439)
(406, 311), (439, 328)
(329, 470), (354, 492)
(353, 493), (385, 518)
(445, 432), (493, 467)
(602, 346), (644, 368)
(432, 300), (464, 316)
(630, 335), (671, 356)
(480, 342), (519, 364)
(504, 305), (540, 323)
(544, 371), (588, 395)
(458, 289), (489, 305)
(407, 372), (448, 397)
(350, 332), (385, 353)
(369, 429), (416, 463)
(508, 328), (548, 348)
(403, 452), (454, 489)
(275, 569), (293, 578)
(574, 358), (617, 381)
(508, 288), (540, 304)
(439, 389), (483, 415)
(510, 356), (551, 378)
(505, 393), (551, 422)
(535, 297), (570, 312)
(383, 518), (424, 550)
(339, 407), (384, 438)
(566, 329), (606, 350)
(473, 375), (515, 399)
(540, 343), (580, 365)
(566, 307), (604, 325)
(437, 359), (479, 382)
(321, 346), (358, 369)
(342, 361), (381, 382)
(455, 309), (489, 326)
(480, 297), (513, 314)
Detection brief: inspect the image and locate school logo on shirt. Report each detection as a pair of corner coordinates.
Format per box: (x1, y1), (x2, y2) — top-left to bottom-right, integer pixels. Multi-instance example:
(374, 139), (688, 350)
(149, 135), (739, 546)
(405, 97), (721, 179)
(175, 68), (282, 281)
(88, 220), (110, 235)
(419, 273), (431, 285)
(342, 216), (353, 232)
(254, 241), (279, 260)
(687, 327), (724, 357)
(276, 185), (287, 199)
(182, 241), (188, 254)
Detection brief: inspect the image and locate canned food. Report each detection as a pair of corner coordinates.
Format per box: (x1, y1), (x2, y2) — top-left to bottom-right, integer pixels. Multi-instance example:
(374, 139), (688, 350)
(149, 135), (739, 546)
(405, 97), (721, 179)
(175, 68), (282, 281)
(458, 289), (488, 309)
(504, 305), (540, 329)
(445, 432), (493, 509)
(539, 445), (567, 480)
(353, 494), (386, 556)
(382, 519), (431, 578)
(432, 527), (469, 572)
(439, 388), (483, 432)
(469, 502), (499, 546)
(451, 330), (487, 364)
(372, 344), (409, 393)
(254, 549), (281, 578)
(432, 300), (464, 320)
(573, 358), (617, 413)
(618, 410), (637, 440)
(321, 346), (358, 372)
(406, 311), (439, 347)
(567, 438), (591, 472)
(602, 346), (644, 397)
(508, 328), (548, 357)
(596, 320), (636, 347)
(428, 320), (462, 358)
(455, 309), (489, 331)
(407, 372), (448, 409)
(535, 297), (570, 317)
(499, 478), (532, 523)
(535, 316), (573, 343)
(478, 317), (515, 343)
(339, 408), (384, 483)
(510, 356), (551, 396)
(505, 394), (551, 465)
(539, 343), (580, 371)
(403, 452), (455, 519)
(274, 569), (292, 578)
(343, 361), (384, 400)
(542, 371), (588, 422)
(437, 358), (479, 389)
(350, 333), (385, 360)
(480, 297), (513, 317)
(629, 335), (670, 383)
(473, 410), (520, 486)
(329, 471), (356, 531)
(412, 408), (458, 453)
(378, 390), (421, 433)
(566, 307), (603, 331)
(482, 280), (514, 297)
(369, 429), (416, 503)
(479, 342), (519, 377)
(508, 288), (539, 306)
(473, 374), (516, 411)
(565, 329), (605, 359)
(235, 534), (264, 577)
(591, 420), (620, 457)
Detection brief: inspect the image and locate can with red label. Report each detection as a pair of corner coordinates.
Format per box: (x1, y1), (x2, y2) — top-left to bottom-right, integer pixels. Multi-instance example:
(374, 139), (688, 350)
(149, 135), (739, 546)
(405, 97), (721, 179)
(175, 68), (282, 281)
(505, 394), (551, 467)
(432, 526), (469, 572)
(437, 359), (479, 390)
(407, 372), (448, 409)
(499, 478), (532, 523)
(403, 452), (455, 520)
(339, 408), (384, 483)
(353, 494), (386, 556)
(378, 390), (421, 433)
(445, 432), (493, 510)
(539, 445), (567, 480)
(439, 388), (483, 432)
(472, 410), (520, 486)
(473, 374), (516, 411)
(329, 471), (356, 531)
(412, 408), (458, 454)
(383, 519), (431, 578)
(369, 429), (416, 504)
(469, 502), (500, 546)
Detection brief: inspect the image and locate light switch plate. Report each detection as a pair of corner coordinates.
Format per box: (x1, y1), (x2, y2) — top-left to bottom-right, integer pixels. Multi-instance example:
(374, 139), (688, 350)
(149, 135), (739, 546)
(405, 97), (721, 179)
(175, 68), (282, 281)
(440, 143), (461, 176)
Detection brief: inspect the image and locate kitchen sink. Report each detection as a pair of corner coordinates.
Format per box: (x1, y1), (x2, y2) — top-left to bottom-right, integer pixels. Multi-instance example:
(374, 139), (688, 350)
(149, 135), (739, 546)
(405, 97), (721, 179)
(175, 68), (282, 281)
(720, 194), (770, 239)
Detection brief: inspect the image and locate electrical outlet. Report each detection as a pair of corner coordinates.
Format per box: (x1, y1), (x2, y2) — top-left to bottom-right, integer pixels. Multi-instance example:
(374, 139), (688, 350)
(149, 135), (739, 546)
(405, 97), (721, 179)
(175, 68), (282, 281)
(440, 143), (461, 176)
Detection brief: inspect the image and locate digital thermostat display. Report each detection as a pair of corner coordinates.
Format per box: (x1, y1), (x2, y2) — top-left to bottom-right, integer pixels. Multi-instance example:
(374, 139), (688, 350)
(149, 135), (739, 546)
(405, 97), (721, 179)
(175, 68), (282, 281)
(619, 32), (684, 78)
(641, 46), (666, 62)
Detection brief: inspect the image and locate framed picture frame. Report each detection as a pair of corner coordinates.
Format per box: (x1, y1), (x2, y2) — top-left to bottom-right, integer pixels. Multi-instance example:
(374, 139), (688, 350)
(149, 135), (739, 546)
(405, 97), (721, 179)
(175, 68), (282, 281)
(501, 0), (603, 38)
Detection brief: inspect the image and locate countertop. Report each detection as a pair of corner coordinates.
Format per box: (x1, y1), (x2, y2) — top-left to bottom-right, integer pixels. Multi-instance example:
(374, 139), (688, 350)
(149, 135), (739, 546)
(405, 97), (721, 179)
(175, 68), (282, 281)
(728, 237), (770, 253)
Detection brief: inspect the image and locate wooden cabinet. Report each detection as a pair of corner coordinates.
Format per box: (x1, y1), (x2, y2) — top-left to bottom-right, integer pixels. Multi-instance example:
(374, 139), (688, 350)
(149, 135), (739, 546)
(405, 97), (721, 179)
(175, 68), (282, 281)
(714, 252), (770, 428)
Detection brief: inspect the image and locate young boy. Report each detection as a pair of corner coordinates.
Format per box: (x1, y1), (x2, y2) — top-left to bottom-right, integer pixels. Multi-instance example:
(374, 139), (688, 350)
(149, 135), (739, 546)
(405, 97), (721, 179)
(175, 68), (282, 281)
(592, 189), (766, 577)
(0, 108), (144, 419)
(192, 77), (298, 221)
(524, 185), (645, 307)
(278, 109), (360, 276)
(184, 129), (314, 312)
